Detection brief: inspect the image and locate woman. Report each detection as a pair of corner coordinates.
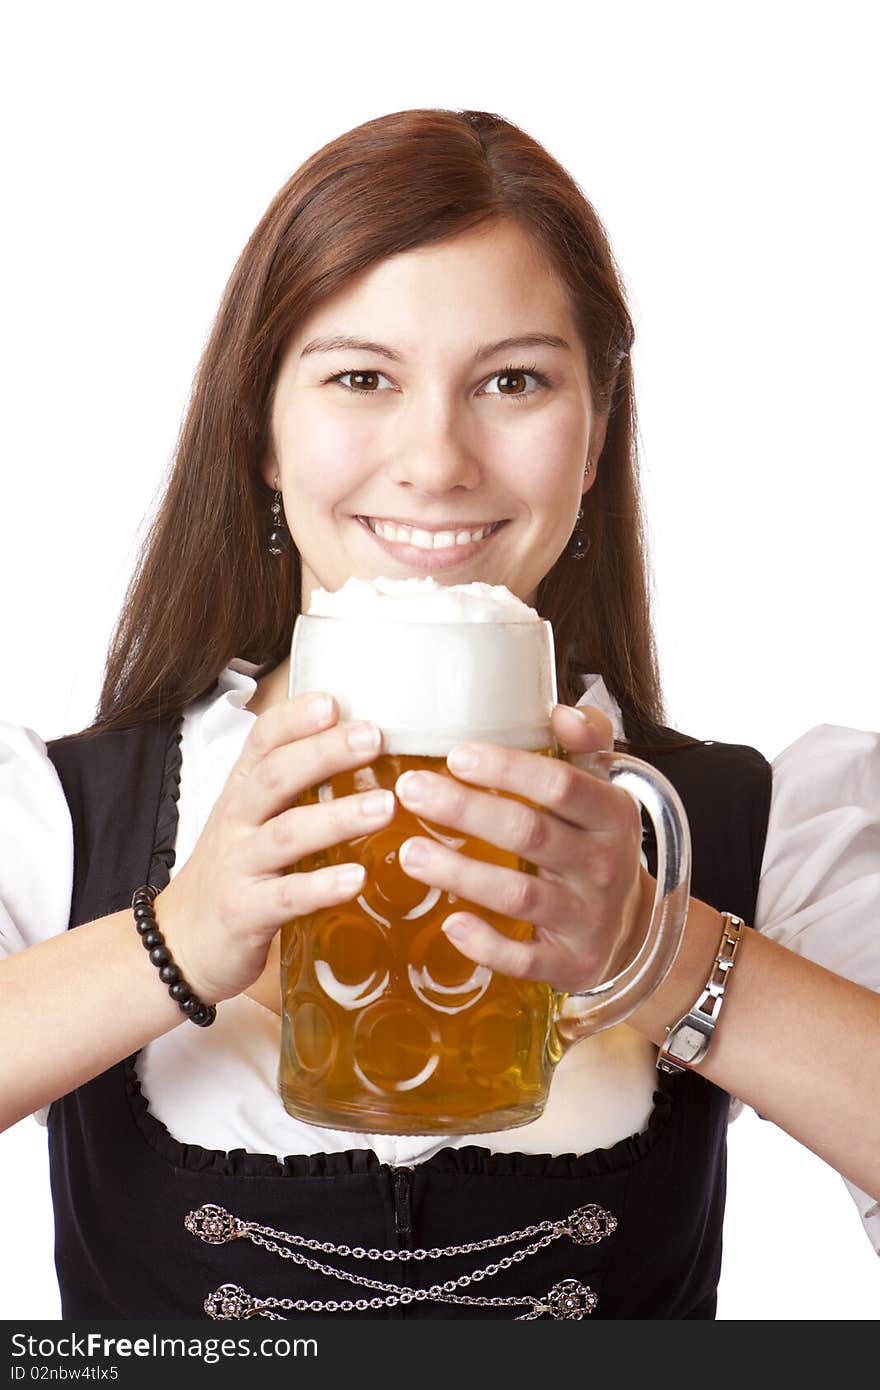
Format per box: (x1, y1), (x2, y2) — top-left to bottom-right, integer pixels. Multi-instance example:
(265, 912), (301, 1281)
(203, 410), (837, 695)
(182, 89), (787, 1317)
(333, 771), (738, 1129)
(1, 108), (878, 1319)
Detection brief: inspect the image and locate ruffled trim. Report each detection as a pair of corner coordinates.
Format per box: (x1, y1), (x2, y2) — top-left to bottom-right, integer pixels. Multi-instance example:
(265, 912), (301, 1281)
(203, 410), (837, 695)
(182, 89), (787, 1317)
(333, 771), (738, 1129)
(148, 718), (183, 892)
(122, 1047), (676, 1180)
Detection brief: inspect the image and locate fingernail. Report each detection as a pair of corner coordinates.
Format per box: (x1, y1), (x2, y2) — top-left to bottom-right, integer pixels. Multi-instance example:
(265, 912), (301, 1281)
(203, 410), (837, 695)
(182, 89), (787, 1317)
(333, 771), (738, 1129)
(335, 863), (366, 890)
(396, 770), (428, 803)
(447, 745), (479, 774)
(361, 790), (395, 819)
(399, 838), (431, 868)
(442, 916), (469, 943)
(563, 704), (595, 725)
(347, 722), (381, 753)
(307, 693), (334, 725)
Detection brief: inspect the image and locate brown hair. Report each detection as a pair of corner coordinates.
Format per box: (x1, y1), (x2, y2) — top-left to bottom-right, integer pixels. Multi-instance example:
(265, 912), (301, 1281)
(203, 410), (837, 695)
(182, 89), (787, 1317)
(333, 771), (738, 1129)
(87, 107), (697, 750)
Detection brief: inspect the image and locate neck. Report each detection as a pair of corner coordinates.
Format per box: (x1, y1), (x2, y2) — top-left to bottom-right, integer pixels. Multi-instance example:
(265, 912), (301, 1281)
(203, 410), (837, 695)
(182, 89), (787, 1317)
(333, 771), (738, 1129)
(245, 655), (291, 717)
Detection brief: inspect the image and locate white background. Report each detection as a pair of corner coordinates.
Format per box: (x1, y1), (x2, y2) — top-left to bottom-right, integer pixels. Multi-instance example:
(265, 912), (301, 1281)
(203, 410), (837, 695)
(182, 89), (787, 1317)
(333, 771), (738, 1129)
(1, 0), (878, 1320)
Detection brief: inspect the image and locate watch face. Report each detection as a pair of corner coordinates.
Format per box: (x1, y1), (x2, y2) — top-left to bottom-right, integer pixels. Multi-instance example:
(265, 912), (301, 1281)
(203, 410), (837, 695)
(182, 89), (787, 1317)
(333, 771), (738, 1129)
(669, 1022), (708, 1065)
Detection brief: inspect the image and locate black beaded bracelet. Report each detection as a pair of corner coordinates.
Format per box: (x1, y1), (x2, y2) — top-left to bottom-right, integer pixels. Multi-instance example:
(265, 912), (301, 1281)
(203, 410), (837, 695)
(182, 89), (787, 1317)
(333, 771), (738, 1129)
(132, 885), (217, 1027)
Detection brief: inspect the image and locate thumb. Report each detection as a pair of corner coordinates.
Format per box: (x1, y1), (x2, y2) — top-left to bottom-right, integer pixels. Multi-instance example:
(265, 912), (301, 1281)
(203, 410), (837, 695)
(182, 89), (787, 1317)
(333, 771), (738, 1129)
(551, 703), (615, 775)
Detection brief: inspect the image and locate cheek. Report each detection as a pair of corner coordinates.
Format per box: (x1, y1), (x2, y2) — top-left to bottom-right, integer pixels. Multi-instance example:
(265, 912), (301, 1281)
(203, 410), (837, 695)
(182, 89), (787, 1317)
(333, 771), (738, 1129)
(536, 393), (590, 452)
(492, 401), (588, 502)
(484, 389), (588, 453)
(279, 404), (373, 505)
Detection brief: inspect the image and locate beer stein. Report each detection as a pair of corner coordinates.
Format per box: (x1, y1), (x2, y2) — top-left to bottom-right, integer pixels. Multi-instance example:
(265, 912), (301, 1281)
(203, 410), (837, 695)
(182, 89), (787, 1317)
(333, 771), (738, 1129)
(279, 580), (691, 1134)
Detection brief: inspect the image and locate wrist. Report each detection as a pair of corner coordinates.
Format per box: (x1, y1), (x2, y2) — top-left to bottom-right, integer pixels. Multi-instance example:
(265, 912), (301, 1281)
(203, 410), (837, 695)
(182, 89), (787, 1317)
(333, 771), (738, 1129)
(143, 884), (219, 1019)
(655, 912), (744, 1074)
(626, 895), (725, 1049)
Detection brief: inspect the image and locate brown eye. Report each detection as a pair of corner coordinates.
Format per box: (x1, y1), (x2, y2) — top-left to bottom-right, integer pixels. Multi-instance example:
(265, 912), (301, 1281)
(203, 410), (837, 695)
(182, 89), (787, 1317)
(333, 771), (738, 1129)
(330, 369), (393, 395)
(496, 371), (527, 395)
(482, 367), (546, 400)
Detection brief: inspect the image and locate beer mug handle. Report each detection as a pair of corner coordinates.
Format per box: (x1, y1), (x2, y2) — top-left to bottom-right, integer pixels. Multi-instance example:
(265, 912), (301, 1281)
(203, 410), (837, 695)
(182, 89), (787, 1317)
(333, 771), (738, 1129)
(554, 752), (692, 1045)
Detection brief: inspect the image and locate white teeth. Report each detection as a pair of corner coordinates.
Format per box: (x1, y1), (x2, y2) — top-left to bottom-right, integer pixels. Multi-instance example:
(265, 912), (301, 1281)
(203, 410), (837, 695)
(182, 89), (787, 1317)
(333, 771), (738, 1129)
(367, 519), (496, 549)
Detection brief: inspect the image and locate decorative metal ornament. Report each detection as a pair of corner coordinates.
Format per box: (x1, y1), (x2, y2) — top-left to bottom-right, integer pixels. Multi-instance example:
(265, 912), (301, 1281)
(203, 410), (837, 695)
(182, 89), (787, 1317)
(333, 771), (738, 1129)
(267, 489), (291, 555)
(185, 1205), (239, 1245)
(564, 460), (592, 560)
(565, 504), (590, 560)
(203, 1277), (599, 1321)
(188, 1199), (617, 1320)
(544, 1279), (599, 1319)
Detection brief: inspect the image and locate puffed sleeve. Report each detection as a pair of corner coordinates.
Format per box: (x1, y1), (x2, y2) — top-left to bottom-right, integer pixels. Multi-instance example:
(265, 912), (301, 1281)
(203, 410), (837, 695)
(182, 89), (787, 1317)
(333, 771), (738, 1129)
(0, 722), (73, 959)
(753, 722), (880, 1252)
(0, 722), (74, 1126)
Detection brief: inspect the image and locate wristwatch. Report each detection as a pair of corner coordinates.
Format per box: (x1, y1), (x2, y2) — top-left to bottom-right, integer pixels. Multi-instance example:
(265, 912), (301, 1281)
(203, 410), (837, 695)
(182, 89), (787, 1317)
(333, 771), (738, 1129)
(656, 913), (744, 1075)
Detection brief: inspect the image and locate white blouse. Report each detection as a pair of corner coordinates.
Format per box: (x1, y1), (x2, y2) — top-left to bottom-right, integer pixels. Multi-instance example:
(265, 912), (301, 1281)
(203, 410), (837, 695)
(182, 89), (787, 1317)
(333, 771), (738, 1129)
(2, 662), (878, 1252)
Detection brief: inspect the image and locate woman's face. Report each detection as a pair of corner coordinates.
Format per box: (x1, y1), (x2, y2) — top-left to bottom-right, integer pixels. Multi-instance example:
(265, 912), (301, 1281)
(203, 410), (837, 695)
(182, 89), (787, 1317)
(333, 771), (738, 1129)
(265, 218), (605, 610)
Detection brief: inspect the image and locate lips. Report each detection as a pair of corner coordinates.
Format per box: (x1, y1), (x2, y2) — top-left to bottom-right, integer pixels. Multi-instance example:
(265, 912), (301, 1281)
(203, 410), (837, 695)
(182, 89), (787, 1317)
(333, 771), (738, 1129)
(355, 515), (507, 572)
(362, 517), (504, 550)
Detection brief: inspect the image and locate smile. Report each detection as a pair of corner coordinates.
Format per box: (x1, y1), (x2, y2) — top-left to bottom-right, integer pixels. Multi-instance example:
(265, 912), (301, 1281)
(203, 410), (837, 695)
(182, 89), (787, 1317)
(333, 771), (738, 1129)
(360, 517), (505, 550)
(355, 515), (508, 572)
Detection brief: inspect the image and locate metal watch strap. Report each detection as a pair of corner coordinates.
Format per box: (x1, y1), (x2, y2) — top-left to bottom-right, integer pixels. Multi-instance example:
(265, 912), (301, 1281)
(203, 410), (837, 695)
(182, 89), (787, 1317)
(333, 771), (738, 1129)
(656, 912), (744, 1075)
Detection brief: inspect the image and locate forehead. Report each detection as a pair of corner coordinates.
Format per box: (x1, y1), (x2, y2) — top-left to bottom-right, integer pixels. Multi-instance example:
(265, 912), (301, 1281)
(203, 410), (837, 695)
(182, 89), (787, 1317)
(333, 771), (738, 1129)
(286, 219), (578, 358)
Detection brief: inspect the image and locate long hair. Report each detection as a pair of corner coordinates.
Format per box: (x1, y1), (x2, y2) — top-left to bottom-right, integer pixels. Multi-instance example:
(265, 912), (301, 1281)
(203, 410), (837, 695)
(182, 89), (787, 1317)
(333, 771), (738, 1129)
(87, 107), (693, 749)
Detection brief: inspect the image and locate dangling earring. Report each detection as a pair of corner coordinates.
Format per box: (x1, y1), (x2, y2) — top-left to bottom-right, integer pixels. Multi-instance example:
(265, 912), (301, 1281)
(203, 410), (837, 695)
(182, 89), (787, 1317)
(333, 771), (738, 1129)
(565, 461), (592, 560)
(268, 485), (291, 555)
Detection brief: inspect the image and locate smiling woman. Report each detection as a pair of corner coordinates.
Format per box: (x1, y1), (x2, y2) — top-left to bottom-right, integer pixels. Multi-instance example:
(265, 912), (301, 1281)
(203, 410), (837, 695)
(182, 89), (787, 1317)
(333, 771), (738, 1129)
(263, 220), (598, 610)
(1, 106), (878, 1323)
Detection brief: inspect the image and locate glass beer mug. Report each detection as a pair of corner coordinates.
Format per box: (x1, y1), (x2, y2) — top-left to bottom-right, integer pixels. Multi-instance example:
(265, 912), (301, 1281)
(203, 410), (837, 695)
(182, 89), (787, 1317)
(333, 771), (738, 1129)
(279, 579), (691, 1135)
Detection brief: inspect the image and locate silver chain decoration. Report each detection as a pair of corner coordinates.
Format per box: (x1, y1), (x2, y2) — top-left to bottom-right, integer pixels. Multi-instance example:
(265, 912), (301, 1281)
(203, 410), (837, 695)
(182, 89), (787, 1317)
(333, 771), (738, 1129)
(186, 1200), (616, 1321)
(204, 1275), (599, 1320)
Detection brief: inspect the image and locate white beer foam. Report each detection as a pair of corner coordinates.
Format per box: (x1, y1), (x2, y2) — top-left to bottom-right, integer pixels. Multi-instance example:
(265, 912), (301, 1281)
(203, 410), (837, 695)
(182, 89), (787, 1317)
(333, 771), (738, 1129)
(307, 576), (539, 623)
(294, 578), (555, 754)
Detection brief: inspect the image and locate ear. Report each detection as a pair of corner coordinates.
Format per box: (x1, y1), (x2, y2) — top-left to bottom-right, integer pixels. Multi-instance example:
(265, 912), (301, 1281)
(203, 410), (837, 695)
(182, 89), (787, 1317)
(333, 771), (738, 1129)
(259, 450), (279, 492)
(584, 412), (609, 495)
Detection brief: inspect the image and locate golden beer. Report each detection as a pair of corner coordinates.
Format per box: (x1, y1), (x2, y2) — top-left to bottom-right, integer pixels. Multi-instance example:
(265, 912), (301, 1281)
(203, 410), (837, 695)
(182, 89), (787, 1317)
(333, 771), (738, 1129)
(279, 751), (561, 1134)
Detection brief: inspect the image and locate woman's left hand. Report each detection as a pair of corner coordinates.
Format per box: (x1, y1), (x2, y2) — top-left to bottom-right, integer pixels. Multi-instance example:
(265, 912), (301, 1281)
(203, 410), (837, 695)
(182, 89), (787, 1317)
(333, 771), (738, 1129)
(394, 703), (656, 994)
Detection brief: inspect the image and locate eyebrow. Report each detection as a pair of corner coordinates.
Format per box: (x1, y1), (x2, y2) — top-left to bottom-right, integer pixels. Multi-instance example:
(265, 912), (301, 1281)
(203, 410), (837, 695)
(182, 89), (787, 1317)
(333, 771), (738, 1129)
(298, 333), (572, 362)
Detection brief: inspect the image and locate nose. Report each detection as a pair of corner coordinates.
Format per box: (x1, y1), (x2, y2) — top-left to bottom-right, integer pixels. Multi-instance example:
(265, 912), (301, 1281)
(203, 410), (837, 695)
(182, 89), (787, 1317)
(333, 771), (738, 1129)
(387, 394), (482, 495)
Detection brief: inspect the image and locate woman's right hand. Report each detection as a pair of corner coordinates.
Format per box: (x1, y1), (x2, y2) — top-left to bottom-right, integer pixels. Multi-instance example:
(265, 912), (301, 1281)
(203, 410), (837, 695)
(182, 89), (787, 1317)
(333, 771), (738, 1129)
(151, 692), (394, 1004)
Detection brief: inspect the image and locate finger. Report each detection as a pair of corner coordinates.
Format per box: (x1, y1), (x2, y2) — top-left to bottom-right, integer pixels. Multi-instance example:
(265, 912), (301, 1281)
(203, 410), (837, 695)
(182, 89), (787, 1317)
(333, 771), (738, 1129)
(394, 766), (585, 878)
(243, 786), (397, 876)
(551, 703), (615, 776)
(234, 718), (386, 827)
(232, 692), (339, 779)
(440, 912), (601, 991)
(397, 834), (574, 934)
(247, 859), (369, 934)
(443, 738), (633, 836)
(441, 912), (546, 980)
